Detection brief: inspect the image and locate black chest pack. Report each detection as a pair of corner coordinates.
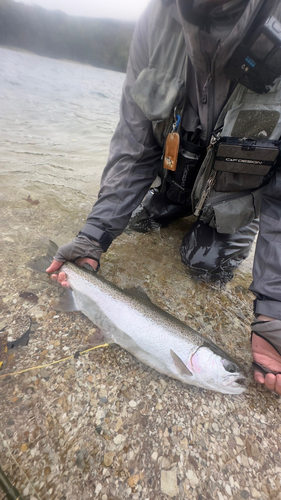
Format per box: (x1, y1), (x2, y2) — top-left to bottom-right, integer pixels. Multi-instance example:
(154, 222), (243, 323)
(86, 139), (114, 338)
(212, 9), (281, 188)
(162, 7), (281, 207)
(225, 14), (281, 94)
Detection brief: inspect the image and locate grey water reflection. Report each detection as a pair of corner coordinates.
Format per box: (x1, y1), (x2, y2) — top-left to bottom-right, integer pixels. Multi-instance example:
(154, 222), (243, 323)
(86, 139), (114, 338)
(0, 47), (124, 198)
(0, 48), (280, 500)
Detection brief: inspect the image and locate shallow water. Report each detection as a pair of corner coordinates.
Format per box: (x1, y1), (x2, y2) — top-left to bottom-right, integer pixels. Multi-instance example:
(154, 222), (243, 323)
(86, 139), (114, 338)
(0, 47), (280, 500)
(0, 47), (123, 204)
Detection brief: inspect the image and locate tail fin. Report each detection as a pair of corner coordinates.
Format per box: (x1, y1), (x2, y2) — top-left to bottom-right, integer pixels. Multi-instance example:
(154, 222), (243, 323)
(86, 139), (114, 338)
(28, 240), (59, 273)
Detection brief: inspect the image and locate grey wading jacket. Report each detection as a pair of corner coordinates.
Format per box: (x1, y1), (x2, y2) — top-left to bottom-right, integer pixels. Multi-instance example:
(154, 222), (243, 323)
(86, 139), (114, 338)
(81, 0), (281, 319)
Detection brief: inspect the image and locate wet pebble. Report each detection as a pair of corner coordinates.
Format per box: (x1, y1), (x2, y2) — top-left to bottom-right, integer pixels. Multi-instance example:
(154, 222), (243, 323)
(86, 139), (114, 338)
(103, 452), (115, 467)
(186, 469), (199, 487)
(161, 468), (179, 497)
(75, 449), (88, 470)
(64, 368), (75, 380)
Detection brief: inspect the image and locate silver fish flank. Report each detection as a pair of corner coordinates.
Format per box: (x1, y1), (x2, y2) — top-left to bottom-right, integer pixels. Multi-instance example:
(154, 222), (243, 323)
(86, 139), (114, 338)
(55, 262), (246, 395)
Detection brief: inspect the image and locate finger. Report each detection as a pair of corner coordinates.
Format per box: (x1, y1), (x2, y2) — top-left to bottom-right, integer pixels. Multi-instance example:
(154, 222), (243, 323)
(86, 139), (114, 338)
(46, 259), (64, 273)
(57, 272), (71, 288)
(254, 371), (265, 385)
(264, 373), (276, 392)
(254, 370), (281, 396)
(275, 374), (281, 396)
(51, 271), (70, 288)
(49, 271), (66, 282)
(57, 272), (67, 283)
(59, 280), (71, 288)
(76, 257), (98, 271)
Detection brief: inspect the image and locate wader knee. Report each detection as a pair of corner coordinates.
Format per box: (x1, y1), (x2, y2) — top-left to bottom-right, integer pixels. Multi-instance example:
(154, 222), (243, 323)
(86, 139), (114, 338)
(128, 188), (192, 233)
(180, 218), (259, 283)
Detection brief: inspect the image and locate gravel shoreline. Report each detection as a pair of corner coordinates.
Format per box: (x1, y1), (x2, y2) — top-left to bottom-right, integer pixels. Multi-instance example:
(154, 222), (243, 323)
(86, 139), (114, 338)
(1, 191), (281, 500)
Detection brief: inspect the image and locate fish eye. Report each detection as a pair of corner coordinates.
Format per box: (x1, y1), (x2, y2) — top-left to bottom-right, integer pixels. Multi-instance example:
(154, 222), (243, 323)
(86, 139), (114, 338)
(223, 361), (237, 373)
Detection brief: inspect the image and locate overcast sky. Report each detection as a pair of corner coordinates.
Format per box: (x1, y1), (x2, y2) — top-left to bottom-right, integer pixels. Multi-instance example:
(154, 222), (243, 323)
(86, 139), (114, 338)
(16, 0), (151, 21)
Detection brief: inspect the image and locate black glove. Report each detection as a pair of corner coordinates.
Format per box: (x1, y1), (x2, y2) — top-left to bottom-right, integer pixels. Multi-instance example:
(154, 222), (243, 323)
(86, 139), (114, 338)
(54, 235), (102, 269)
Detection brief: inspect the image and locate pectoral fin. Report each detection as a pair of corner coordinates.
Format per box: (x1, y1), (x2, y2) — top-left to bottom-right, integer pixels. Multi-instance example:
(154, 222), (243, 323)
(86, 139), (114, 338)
(53, 289), (80, 312)
(170, 349), (193, 376)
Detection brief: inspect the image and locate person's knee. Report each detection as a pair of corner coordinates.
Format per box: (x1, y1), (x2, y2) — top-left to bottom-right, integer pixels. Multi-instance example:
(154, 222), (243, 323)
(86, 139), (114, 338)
(128, 189), (192, 232)
(180, 219), (259, 283)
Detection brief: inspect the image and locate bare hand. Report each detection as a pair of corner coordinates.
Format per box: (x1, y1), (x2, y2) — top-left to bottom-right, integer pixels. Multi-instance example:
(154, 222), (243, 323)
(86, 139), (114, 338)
(45, 235), (102, 287)
(252, 314), (281, 396)
(46, 257), (98, 288)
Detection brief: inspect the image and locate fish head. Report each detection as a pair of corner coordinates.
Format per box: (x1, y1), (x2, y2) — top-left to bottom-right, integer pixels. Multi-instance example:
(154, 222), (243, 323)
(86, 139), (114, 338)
(190, 344), (246, 395)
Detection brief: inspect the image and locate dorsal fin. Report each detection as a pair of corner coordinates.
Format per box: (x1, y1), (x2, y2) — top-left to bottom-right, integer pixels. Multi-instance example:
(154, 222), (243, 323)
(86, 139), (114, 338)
(124, 286), (152, 304)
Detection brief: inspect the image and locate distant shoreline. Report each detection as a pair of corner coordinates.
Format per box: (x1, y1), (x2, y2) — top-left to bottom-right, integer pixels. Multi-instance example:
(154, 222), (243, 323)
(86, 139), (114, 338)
(0, 0), (135, 73)
(0, 45), (126, 73)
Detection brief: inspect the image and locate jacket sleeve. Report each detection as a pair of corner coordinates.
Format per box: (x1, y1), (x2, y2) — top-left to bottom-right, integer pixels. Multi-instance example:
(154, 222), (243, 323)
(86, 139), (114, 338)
(250, 166), (281, 319)
(80, 1), (162, 251)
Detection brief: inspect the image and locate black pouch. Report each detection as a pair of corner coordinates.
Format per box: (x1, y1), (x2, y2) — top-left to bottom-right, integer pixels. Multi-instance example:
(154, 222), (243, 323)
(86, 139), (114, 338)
(166, 139), (205, 205)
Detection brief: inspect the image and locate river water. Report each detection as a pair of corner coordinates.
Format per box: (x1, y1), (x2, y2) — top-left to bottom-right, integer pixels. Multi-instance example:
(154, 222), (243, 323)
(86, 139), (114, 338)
(0, 47), (280, 500)
(0, 47), (124, 199)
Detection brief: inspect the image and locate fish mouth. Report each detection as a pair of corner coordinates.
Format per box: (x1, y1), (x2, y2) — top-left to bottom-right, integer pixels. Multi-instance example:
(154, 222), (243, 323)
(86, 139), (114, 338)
(217, 374), (246, 394)
(223, 373), (246, 388)
(221, 359), (246, 389)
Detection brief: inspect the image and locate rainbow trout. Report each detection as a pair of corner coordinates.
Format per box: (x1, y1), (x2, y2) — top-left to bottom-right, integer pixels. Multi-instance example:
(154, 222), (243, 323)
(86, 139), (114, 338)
(53, 261), (246, 395)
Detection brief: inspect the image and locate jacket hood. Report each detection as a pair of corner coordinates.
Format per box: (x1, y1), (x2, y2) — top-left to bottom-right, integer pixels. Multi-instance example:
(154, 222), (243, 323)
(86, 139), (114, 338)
(162, 0), (267, 70)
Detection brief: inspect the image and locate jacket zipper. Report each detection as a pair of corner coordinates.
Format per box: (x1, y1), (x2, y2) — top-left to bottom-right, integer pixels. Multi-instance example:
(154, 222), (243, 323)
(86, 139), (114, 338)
(203, 40), (221, 143)
(205, 56), (214, 143)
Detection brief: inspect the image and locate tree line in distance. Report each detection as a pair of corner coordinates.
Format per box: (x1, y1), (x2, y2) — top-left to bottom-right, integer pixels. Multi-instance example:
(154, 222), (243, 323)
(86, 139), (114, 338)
(0, 0), (135, 72)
